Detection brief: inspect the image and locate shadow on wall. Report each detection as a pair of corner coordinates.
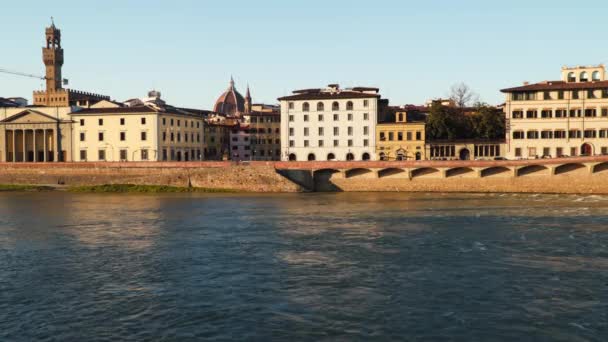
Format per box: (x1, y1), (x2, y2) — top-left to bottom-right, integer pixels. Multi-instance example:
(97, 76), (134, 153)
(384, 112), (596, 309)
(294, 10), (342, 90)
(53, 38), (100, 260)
(275, 169), (343, 192)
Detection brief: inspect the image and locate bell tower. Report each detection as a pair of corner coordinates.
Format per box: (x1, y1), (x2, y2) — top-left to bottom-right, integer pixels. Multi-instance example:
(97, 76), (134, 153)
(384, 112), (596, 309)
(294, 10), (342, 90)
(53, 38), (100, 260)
(43, 18), (63, 92)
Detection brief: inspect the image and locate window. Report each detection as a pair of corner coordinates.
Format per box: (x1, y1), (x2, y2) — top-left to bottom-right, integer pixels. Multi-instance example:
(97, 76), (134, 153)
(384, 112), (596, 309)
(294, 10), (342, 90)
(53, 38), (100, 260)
(318, 114), (324, 121)
(602, 108), (608, 117)
(348, 139), (353, 147)
(98, 118), (103, 126)
(526, 110), (538, 119)
(526, 131), (538, 139)
(584, 129), (597, 138)
(363, 139), (368, 147)
(543, 91), (552, 100)
(543, 147), (551, 157)
(389, 132), (394, 141)
(98, 132), (104, 141)
(556, 147), (563, 157)
(304, 140), (309, 147)
(363, 100), (369, 107)
(289, 140), (294, 147)
(120, 118), (125, 125)
(318, 127), (324, 136)
(571, 147), (577, 156)
(416, 131), (422, 140)
(318, 140), (324, 147)
(289, 128), (294, 136)
(304, 115), (309, 122)
(558, 91), (565, 100)
(363, 113), (369, 120)
(346, 101), (354, 110)
(304, 127), (309, 136)
(554, 130), (566, 139)
(347, 113), (353, 121)
(288, 102), (294, 109)
(541, 131), (553, 139)
(588, 90), (597, 99)
(333, 139), (339, 147)
(317, 102), (324, 111)
(512, 131), (525, 139)
(177, 133), (181, 142)
(98, 149), (106, 161)
(79, 132), (85, 141)
(603, 89), (608, 98)
(120, 149), (127, 161)
(407, 132), (412, 141)
(333, 127), (339, 135)
(302, 102), (310, 112)
(162, 132), (167, 141)
(170, 119), (174, 126)
(348, 127), (353, 136)
(603, 147), (608, 155)
(333, 114), (339, 121)
(555, 109), (566, 118)
(512, 110), (523, 119)
(541, 110), (552, 118)
(120, 132), (126, 141)
(593, 71), (601, 81)
(580, 71), (589, 82)
(141, 149), (149, 160)
(289, 115), (294, 122)
(332, 102), (339, 111)
(380, 132), (386, 141)
(79, 150), (87, 161)
(568, 130), (581, 139)
(80, 119), (85, 126)
(177, 120), (181, 127)
(515, 148), (522, 157)
(170, 133), (174, 142)
(141, 117), (146, 124)
(363, 126), (369, 135)
(585, 109), (597, 117)
(141, 132), (147, 141)
(570, 109), (581, 117)
(162, 118), (166, 125)
(572, 91), (579, 99)
(567, 72), (576, 82)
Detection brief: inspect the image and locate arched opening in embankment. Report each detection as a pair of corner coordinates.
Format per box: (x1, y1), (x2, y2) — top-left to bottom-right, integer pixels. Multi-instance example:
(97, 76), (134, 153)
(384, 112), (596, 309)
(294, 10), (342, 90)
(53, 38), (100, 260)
(593, 162), (608, 174)
(411, 167), (440, 179)
(313, 168), (342, 192)
(345, 168), (374, 179)
(481, 166), (511, 178)
(446, 167), (475, 178)
(378, 168), (407, 179)
(554, 163), (586, 176)
(517, 165), (549, 177)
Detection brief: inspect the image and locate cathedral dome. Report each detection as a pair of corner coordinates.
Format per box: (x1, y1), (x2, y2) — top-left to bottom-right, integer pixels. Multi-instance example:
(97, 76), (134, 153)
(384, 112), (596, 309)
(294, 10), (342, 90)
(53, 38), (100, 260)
(213, 77), (246, 116)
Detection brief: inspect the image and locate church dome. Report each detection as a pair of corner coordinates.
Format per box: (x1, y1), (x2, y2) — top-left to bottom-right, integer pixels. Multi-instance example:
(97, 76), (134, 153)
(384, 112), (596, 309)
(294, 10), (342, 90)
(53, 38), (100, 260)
(213, 77), (246, 116)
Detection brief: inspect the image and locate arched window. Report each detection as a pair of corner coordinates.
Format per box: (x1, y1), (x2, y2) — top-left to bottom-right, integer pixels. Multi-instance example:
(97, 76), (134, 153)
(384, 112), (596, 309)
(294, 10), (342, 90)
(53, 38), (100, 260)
(396, 149), (405, 161)
(346, 153), (355, 161)
(327, 153), (336, 161)
(307, 153), (316, 161)
(415, 152), (421, 161)
(332, 102), (340, 111)
(568, 72), (576, 82)
(362, 153), (370, 161)
(379, 152), (387, 161)
(288, 153), (297, 161)
(346, 101), (354, 110)
(580, 72), (589, 82)
(592, 71), (601, 81)
(317, 102), (324, 111)
(302, 102), (310, 112)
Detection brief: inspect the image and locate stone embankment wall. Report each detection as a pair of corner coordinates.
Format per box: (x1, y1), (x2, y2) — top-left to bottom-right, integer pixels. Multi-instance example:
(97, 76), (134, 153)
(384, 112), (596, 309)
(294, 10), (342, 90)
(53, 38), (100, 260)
(0, 157), (608, 194)
(0, 162), (303, 192)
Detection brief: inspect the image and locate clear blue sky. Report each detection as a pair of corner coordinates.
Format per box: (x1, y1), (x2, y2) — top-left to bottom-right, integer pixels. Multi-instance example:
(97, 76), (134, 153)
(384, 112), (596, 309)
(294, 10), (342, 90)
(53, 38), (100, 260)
(2, 0), (607, 109)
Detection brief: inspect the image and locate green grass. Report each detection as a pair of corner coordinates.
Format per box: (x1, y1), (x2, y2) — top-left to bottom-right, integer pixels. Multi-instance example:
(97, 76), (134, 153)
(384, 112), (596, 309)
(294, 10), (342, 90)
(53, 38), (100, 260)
(0, 184), (56, 192)
(67, 184), (238, 193)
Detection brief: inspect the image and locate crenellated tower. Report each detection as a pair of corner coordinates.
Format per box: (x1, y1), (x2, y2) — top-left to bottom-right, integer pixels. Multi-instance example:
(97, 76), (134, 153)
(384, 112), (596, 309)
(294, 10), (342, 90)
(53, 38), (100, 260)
(43, 19), (64, 92)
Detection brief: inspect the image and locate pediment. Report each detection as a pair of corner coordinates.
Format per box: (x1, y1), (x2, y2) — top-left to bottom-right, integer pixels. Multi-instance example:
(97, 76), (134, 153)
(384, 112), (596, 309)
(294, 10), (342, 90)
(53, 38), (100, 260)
(1, 110), (61, 124)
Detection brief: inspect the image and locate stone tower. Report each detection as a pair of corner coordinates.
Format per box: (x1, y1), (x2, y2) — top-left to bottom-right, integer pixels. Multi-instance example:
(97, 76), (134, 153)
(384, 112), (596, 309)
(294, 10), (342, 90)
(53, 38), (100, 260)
(244, 84), (252, 114)
(43, 19), (63, 92)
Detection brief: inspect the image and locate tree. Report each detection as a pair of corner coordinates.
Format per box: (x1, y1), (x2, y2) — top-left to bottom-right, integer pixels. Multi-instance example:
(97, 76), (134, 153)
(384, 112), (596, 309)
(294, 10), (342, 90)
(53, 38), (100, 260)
(426, 102), (470, 140)
(473, 105), (505, 140)
(449, 83), (478, 108)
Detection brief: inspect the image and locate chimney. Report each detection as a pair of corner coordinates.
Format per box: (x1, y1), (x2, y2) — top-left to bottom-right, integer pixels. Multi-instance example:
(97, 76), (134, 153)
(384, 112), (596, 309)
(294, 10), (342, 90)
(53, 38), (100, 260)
(523, 81), (529, 86)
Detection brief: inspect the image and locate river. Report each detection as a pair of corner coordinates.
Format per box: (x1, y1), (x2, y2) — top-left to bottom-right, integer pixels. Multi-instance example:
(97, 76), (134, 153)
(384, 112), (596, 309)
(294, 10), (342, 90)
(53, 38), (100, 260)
(1, 192), (607, 341)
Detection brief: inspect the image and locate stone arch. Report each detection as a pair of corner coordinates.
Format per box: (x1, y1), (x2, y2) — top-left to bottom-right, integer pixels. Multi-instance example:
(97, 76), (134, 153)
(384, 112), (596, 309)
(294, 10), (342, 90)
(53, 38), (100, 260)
(362, 152), (371, 161)
(313, 168), (342, 192)
(346, 153), (355, 161)
(555, 163), (586, 175)
(459, 148), (471, 161)
(446, 167), (475, 178)
(288, 153), (297, 161)
(378, 168), (407, 179)
(307, 153), (316, 161)
(345, 168), (373, 179)
(517, 165), (549, 177)
(481, 166), (511, 178)
(411, 167), (440, 178)
(327, 153), (336, 161)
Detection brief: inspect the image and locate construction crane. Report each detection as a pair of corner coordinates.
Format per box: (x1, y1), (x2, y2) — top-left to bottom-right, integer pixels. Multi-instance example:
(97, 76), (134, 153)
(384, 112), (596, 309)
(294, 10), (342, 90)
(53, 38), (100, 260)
(0, 68), (68, 85)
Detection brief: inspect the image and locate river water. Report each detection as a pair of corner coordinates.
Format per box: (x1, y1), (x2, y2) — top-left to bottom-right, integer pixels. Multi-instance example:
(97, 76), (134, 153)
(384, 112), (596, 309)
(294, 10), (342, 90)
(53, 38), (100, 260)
(0, 192), (607, 341)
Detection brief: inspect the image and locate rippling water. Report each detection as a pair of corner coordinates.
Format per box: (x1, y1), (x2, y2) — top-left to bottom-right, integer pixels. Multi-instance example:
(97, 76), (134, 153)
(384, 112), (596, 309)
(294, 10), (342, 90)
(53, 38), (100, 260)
(1, 192), (608, 341)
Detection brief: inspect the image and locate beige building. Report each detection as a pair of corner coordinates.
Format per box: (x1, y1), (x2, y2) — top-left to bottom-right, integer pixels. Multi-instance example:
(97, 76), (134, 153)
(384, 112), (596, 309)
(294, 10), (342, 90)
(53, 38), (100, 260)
(376, 108), (426, 160)
(426, 140), (505, 161)
(502, 65), (608, 159)
(0, 106), (75, 162)
(245, 104), (281, 161)
(70, 98), (205, 162)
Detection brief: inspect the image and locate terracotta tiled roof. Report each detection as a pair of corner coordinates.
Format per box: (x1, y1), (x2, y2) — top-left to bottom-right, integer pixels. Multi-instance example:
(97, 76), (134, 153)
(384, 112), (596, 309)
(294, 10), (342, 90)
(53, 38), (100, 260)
(501, 80), (608, 92)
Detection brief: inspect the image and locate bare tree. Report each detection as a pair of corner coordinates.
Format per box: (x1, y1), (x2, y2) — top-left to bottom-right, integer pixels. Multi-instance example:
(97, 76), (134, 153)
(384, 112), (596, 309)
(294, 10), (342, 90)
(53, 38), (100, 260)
(449, 83), (478, 108)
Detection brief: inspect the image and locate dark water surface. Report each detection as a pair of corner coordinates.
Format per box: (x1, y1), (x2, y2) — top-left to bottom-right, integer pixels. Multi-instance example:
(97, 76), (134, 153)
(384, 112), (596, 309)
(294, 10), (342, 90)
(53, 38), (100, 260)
(1, 192), (607, 341)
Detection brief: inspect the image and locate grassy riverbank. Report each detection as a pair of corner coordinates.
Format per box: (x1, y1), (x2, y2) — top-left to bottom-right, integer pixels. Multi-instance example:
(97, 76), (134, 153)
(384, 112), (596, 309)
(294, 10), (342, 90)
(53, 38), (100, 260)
(0, 184), (56, 192)
(67, 184), (238, 193)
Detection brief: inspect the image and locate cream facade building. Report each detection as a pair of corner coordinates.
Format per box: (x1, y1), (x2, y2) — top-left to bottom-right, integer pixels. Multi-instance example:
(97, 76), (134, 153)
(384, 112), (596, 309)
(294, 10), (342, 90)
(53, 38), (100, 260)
(278, 85), (382, 161)
(502, 65), (608, 159)
(70, 100), (205, 162)
(376, 108), (426, 161)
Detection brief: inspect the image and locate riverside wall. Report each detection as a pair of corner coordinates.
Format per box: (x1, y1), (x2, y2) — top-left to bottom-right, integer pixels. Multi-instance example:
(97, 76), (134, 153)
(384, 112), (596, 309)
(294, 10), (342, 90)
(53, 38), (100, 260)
(0, 157), (607, 194)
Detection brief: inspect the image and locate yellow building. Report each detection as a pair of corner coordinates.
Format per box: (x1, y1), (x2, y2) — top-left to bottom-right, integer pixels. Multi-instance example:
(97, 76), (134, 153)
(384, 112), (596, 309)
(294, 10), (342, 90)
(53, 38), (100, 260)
(376, 108), (426, 160)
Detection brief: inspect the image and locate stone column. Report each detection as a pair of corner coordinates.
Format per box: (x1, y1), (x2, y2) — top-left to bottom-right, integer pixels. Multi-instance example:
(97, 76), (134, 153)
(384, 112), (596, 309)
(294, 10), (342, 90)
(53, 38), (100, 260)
(33, 129), (37, 162)
(23, 130), (27, 162)
(53, 129), (59, 162)
(43, 129), (47, 162)
(11, 130), (16, 162)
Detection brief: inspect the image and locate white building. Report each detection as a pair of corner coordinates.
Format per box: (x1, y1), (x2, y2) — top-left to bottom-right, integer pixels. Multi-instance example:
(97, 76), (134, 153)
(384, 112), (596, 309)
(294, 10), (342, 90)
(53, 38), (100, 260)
(502, 65), (608, 159)
(278, 84), (383, 161)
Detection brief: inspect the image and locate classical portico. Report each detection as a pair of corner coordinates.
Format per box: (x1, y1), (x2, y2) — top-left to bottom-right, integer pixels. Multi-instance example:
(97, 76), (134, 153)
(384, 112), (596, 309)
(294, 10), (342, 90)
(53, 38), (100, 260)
(0, 110), (72, 162)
